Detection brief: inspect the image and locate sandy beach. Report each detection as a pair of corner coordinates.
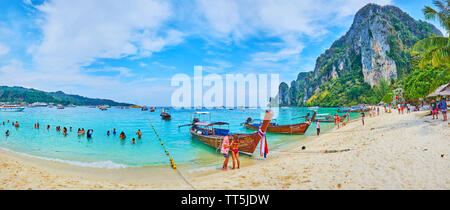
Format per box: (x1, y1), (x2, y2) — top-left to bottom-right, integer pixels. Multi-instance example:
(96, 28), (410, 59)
(1, 110), (448, 190)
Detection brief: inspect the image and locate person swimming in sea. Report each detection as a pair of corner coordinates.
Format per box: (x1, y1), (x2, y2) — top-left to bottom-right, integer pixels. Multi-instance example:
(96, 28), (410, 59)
(107, 131), (110, 136)
(120, 132), (126, 140)
(113, 129), (117, 135)
(56, 126), (60, 131)
(14, 121), (19, 128)
(86, 129), (93, 138)
(136, 129), (142, 139)
(46, 125), (50, 130)
(5, 130), (9, 136)
(62, 127), (68, 136)
(131, 138), (136, 144)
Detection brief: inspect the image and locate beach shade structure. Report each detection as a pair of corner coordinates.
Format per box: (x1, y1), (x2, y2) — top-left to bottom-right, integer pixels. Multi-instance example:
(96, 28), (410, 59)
(427, 83), (450, 97)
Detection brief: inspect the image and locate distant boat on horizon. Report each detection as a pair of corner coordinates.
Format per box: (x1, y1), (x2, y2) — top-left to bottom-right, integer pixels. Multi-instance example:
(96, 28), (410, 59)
(0, 104), (25, 112)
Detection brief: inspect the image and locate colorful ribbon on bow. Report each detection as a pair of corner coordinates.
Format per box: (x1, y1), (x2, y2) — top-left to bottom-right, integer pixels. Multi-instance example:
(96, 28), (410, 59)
(257, 129), (268, 158)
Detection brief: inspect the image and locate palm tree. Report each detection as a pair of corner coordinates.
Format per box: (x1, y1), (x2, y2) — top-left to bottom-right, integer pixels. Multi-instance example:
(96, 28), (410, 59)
(410, 0), (449, 68)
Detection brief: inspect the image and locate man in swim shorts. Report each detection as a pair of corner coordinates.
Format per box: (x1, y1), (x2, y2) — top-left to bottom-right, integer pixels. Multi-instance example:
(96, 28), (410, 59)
(440, 97), (447, 121)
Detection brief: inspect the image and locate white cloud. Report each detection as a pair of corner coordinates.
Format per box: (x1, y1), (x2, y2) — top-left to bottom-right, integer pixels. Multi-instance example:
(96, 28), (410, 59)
(33, 0), (180, 71)
(0, 43), (10, 56)
(196, 0), (392, 39)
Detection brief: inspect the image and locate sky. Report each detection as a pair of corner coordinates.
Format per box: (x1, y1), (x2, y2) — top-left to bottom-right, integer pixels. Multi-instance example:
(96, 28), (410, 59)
(0, 0), (446, 106)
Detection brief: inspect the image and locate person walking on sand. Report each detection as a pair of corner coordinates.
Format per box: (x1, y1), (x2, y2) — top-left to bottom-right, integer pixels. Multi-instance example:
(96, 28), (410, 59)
(361, 112), (365, 126)
(230, 135), (240, 169)
(221, 133), (232, 170)
(316, 120), (320, 136)
(347, 111), (350, 122)
(440, 97), (447, 121)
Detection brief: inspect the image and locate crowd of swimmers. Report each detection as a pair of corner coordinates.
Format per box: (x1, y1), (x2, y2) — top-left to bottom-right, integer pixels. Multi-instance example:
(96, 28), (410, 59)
(2, 120), (144, 143)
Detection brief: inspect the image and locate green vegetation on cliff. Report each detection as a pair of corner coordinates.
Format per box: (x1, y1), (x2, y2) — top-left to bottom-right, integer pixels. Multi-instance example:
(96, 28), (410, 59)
(279, 4), (444, 107)
(0, 86), (132, 106)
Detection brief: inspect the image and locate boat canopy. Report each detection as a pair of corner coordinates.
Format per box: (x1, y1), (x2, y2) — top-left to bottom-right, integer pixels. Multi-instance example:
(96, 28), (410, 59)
(194, 121), (229, 127)
(193, 112), (210, 114)
(194, 122), (210, 126)
(207, 122), (229, 126)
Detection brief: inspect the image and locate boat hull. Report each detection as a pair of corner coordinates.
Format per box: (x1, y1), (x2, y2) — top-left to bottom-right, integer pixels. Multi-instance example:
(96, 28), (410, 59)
(190, 130), (261, 155)
(244, 122), (310, 134)
(0, 108), (25, 112)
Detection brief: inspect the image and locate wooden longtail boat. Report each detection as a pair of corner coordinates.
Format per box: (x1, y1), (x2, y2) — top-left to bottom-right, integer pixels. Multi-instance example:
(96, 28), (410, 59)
(160, 108), (171, 120)
(337, 105), (370, 113)
(187, 110), (273, 155)
(243, 112), (316, 135)
(307, 113), (347, 123)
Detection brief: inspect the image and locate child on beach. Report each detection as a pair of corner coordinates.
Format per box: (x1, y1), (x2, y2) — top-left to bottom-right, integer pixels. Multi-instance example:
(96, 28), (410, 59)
(431, 101), (438, 119)
(230, 135), (240, 170)
(221, 134), (232, 170)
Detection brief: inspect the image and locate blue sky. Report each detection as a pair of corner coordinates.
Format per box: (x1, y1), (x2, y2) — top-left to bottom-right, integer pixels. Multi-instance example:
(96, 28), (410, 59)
(0, 0), (445, 105)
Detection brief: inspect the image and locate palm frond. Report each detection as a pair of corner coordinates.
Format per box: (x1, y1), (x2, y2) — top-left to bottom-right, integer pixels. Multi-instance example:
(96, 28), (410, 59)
(411, 36), (449, 56)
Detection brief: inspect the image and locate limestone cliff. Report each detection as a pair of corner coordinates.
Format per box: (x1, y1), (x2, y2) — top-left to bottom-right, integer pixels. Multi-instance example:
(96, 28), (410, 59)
(279, 4), (442, 106)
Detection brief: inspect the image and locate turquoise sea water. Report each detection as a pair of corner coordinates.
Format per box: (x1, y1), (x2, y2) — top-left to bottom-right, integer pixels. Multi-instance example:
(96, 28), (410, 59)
(0, 107), (358, 169)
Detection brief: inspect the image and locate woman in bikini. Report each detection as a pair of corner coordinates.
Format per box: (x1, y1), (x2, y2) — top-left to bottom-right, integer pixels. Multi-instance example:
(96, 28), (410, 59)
(230, 135), (240, 169)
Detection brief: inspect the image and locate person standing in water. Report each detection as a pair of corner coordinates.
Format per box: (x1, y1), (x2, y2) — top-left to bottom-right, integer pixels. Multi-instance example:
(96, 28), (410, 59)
(5, 130), (9, 136)
(136, 129), (142, 139)
(221, 133), (232, 170)
(316, 120), (320, 136)
(113, 129), (117, 135)
(120, 132), (126, 140)
(87, 129), (93, 138)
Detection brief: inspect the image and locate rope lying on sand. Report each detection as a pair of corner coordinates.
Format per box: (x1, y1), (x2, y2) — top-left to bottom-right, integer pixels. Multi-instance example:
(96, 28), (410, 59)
(279, 149), (352, 154)
(175, 169), (196, 190)
(149, 121), (196, 190)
